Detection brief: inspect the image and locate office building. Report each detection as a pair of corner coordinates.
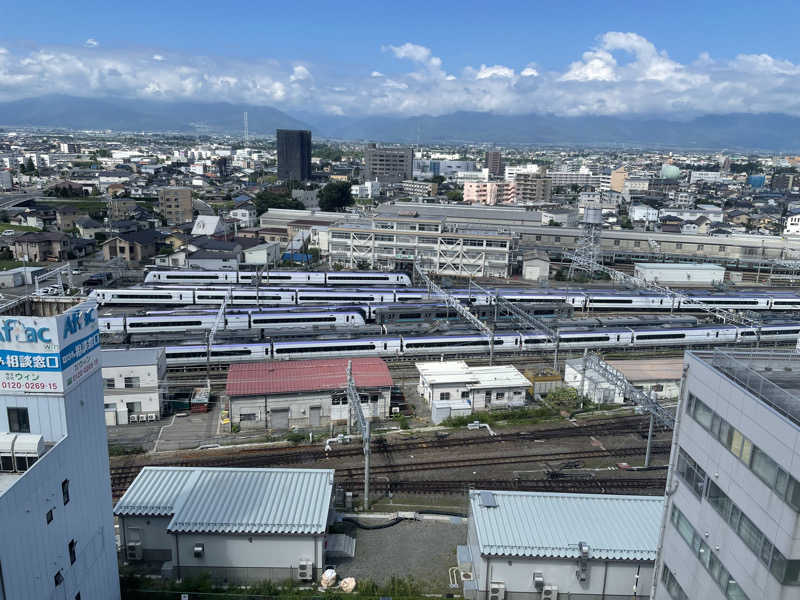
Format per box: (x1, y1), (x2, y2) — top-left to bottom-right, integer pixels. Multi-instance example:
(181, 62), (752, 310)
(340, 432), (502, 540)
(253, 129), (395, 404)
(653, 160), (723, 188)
(115, 467), (334, 583)
(276, 129), (312, 182)
(0, 303), (121, 599)
(655, 350), (800, 600)
(158, 186), (193, 225)
(364, 144), (413, 183)
(485, 151), (503, 177)
(461, 490), (662, 599)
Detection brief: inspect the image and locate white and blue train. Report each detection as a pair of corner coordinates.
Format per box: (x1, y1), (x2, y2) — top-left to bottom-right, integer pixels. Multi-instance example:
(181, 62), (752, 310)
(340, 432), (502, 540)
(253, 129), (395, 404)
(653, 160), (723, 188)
(143, 270), (413, 287)
(161, 321), (800, 366)
(93, 286), (800, 311)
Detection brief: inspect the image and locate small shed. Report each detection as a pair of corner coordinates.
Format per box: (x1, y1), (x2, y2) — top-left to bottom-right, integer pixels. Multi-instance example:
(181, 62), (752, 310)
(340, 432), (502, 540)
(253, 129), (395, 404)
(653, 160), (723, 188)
(564, 357), (684, 404)
(114, 467), (335, 583)
(522, 250), (550, 282)
(225, 357), (393, 429)
(634, 262), (725, 285)
(460, 490), (663, 600)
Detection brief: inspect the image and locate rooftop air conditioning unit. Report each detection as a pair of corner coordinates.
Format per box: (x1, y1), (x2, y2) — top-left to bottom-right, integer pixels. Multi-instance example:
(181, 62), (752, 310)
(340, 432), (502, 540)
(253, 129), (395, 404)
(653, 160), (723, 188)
(298, 560), (313, 581)
(126, 542), (142, 561)
(542, 585), (559, 600)
(489, 581), (505, 600)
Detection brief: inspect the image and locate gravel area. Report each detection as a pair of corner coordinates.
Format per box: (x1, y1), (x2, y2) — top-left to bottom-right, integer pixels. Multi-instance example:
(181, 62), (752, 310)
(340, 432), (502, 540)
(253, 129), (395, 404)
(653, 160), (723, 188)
(332, 518), (466, 592)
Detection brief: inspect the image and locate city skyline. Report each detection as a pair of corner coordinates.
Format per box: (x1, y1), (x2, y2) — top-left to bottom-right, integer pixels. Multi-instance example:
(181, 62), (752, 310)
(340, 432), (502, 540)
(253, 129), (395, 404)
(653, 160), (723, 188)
(4, 1), (800, 120)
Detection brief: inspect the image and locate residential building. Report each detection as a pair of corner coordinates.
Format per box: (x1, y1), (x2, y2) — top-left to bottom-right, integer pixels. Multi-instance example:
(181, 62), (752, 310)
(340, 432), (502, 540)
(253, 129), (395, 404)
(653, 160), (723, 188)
(242, 241), (282, 266)
(660, 207), (723, 223)
(0, 303), (121, 599)
(485, 151), (503, 177)
(328, 215), (513, 277)
(101, 348), (166, 426)
(276, 129), (312, 182)
(364, 144), (413, 183)
(12, 232), (72, 262)
(463, 181), (516, 205)
(400, 180), (438, 197)
(291, 188), (320, 208)
(460, 490), (662, 600)
(59, 142), (79, 153)
(610, 166), (628, 192)
(783, 210), (800, 236)
(416, 361), (530, 424)
(108, 197), (138, 220)
(548, 167), (606, 188)
(114, 467), (334, 583)
(157, 187), (193, 225)
(224, 358), (392, 429)
(351, 180), (381, 200)
(229, 202), (257, 229)
(0, 170), (11, 191)
(514, 172), (553, 203)
(503, 163), (540, 182)
(631, 203), (660, 223)
(75, 216), (105, 239)
(102, 229), (166, 264)
(690, 170), (723, 184)
(655, 350), (800, 600)
(191, 215), (228, 236)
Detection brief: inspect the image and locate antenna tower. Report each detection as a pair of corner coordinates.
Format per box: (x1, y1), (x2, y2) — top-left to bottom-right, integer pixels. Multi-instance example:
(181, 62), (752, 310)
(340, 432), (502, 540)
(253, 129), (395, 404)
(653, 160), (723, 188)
(568, 205), (603, 280)
(243, 111), (249, 146)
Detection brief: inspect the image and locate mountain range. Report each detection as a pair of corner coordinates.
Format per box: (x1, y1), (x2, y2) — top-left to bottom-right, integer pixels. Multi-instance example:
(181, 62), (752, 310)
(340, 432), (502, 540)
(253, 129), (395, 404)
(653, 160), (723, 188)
(3, 95), (800, 151)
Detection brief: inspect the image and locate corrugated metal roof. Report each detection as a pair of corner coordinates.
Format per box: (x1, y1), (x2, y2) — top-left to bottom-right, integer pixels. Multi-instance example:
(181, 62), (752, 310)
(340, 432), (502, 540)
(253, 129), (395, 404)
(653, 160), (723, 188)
(226, 357), (393, 397)
(114, 467), (195, 516)
(102, 347), (164, 368)
(115, 467), (334, 536)
(469, 490), (663, 560)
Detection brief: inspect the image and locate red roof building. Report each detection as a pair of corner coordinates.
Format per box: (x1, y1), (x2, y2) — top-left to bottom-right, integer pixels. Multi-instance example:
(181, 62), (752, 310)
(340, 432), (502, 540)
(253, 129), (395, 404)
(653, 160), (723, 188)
(226, 358), (393, 397)
(225, 358), (393, 430)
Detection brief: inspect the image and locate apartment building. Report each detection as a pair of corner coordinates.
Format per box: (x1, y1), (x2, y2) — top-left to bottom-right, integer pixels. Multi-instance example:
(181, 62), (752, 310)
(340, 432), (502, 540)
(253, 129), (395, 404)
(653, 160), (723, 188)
(276, 129), (312, 182)
(400, 180), (438, 197)
(157, 187), (193, 225)
(327, 215), (513, 277)
(485, 151), (503, 177)
(0, 304), (121, 599)
(655, 350), (800, 600)
(364, 144), (413, 183)
(463, 181), (516, 205)
(514, 172), (553, 204)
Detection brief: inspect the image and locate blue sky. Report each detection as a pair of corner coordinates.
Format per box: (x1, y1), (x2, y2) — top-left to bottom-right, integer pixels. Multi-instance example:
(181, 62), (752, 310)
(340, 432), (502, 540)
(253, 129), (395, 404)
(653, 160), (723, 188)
(3, 1), (800, 117)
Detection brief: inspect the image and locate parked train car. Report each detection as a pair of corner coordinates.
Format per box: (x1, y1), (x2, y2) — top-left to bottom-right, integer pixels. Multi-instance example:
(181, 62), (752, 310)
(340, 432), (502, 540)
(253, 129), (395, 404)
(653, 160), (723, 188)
(144, 270), (412, 286)
(161, 321), (800, 366)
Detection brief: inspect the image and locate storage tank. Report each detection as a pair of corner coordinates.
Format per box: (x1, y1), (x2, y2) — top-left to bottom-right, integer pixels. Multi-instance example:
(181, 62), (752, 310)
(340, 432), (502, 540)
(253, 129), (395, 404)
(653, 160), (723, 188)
(584, 207), (603, 225)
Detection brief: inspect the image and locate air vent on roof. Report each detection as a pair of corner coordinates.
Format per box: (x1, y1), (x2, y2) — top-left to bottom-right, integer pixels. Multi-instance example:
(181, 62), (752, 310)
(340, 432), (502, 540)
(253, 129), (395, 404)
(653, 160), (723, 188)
(479, 491), (498, 508)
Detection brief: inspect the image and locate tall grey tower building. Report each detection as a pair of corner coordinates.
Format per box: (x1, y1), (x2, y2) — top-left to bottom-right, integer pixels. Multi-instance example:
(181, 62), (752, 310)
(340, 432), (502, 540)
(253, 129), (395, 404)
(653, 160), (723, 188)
(276, 129), (312, 182)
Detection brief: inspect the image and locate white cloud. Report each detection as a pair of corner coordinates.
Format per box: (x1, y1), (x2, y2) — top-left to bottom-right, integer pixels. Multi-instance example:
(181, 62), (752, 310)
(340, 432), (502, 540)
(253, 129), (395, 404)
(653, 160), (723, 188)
(2, 34), (800, 119)
(475, 64), (515, 80)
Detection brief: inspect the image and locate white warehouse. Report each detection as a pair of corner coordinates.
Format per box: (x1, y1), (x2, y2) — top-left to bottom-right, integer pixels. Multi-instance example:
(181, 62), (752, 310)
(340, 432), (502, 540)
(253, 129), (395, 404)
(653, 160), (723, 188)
(634, 262), (725, 285)
(416, 361), (530, 424)
(115, 466), (335, 584)
(460, 490), (663, 600)
(102, 347), (167, 425)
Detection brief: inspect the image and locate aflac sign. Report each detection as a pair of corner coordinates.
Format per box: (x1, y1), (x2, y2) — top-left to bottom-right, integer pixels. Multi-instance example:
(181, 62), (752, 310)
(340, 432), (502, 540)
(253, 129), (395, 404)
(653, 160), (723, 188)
(62, 307), (96, 340)
(0, 319), (52, 344)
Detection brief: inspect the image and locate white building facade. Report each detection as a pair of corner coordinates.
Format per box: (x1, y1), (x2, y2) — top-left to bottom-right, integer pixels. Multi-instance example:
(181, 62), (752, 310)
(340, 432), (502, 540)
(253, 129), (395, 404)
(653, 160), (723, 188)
(655, 350), (800, 600)
(0, 304), (121, 599)
(102, 348), (167, 425)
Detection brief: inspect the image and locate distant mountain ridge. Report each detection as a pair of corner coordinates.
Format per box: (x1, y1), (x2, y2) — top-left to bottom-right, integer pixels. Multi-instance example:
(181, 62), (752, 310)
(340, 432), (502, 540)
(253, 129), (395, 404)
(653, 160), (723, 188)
(2, 95), (800, 150)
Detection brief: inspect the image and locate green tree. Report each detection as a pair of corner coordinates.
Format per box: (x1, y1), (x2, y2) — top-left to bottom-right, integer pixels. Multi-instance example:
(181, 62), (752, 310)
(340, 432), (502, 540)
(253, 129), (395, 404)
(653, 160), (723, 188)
(318, 181), (354, 212)
(446, 189), (463, 202)
(253, 190), (304, 214)
(22, 157), (36, 175)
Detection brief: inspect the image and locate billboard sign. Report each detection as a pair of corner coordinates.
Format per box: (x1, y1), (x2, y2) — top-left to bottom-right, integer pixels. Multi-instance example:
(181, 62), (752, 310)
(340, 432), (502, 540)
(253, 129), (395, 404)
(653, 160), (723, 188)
(0, 302), (100, 394)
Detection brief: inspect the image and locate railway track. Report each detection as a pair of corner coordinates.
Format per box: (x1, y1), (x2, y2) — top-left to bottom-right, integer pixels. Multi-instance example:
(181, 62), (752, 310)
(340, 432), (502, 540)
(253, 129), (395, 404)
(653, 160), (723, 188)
(337, 444), (671, 478)
(109, 415), (660, 498)
(336, 477), (667, 495)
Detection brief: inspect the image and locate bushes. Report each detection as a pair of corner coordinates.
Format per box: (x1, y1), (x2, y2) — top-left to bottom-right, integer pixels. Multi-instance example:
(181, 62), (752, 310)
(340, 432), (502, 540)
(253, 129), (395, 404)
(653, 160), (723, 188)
(441, 406), (559, 428)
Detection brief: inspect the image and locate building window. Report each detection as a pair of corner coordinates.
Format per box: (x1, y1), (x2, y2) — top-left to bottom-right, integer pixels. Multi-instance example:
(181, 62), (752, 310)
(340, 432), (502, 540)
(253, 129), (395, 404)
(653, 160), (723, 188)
(660, 564), (689, 600)
(613, 239), (620, 246)
(634, 240), (641, 247)
(54, 572), (63, 587)
(698, 244), (704, 250)
(461, 391), (469, 399)
(676, 448), (707, 498)
(103, 378), (115, 389)
(676, 243), (683, 249)
(495, 392), (505, 400)
(439, 392), (450, 401)
(7, 407), (30, 433)
(240, 413), (256, 421)
(124, 377), (140, 389)
(46, 509), (53, 524)
(68, 540), (76, 565)
(62, 479), (70, 505)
